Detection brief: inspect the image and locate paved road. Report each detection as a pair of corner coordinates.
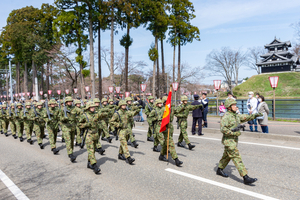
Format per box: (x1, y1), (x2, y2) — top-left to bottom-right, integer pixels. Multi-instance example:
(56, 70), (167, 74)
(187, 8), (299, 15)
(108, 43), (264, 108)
(0, 124), (300, 200)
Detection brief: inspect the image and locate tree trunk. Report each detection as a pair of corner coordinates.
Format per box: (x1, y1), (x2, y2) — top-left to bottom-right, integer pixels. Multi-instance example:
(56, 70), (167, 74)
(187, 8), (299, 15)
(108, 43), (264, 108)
(161, 37), (165, 94)
(41, 65), (44, 93)
(177, 39), (181, 99)
(152, 38), (157, 98)
(32, 60), (38, 100)
(110, 12), (114, 95)
(173, 45), (176, 83)
(89, 17), (95, 99)
(125, 26), (129, 91)
(6, 66), (8, 101)
(50, 64), (53, 86)
(98, 25), (102, 99)
(46, 61), (50, 92)
(16, 62), (20, 94)
(155, 37), (159, 97)
(24, 62), (28, 100)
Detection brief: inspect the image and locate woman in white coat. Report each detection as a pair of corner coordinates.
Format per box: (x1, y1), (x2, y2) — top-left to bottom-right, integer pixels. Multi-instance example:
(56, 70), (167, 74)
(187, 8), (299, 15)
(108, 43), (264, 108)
(257, 95), (269, 133)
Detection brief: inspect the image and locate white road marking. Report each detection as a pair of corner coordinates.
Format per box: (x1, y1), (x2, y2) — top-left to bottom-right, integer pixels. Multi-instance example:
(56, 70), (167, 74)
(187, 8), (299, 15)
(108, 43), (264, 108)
(0, 169), (30, 200)
(165, 168), (279, 200)
(132, 129), (300, 151)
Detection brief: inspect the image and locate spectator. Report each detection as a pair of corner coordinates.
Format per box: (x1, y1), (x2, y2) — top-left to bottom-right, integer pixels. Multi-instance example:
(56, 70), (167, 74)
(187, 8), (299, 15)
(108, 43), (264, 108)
(200, 93), (209, 128)
(219, 101), (226, 118)
(226, 92), (233, 99)
(247, 91), (258, 132)
(257, 95), (269, 133)
(136, 95), (145, 122)
(191, 94), (203, 135)
(115, 96), (120, 106)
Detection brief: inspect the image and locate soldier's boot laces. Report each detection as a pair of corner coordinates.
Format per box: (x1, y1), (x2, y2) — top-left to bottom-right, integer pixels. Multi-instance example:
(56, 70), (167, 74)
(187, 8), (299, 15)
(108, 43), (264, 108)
(13, 135), (18, 139)
(19, 137), (24, 142)
(243, 175), (257, 185)
(177, 142), (184, 148)
(159, 154), (168, 162)
(92, 164), (101, 174)
(188, 143), (195, 150)
(39, 143), (44, 149)
(174, 158), (183, 166)
(107, 137), (112, 143)
(87, 161), (93, 169)
(127, 156), (135, 165)
(216, 168), (229, 178)
(153, 146), (159, 152)
(69, 154), (76, 162)
(4, 132), (9, 137)
(132, 141), (139, 148)
(118, 154), (126, 160)
(98, 148), (105, 155)
(52, 148), (59, 154)
(147, 137), (153, 142)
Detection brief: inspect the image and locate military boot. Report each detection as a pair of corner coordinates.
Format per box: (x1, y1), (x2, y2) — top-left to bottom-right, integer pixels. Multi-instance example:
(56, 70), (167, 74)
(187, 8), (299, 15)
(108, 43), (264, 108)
(107, 137), (112, 143)
(19, 137), (24, 142)
(51, 148), (59, 155)
(127, 156), (135, 164)
(62, 138), (65, 143)
(38, 143), (44, 149)
(159, 154), (168, 162)
(177, 142), (184, 148)
(69, 154), (76, 162)
(101, 137), (106, 141)
(27, 139), (33, 145)
(0, 130), (3, 134)
(243, 175), (257, 185)
(115, 135), (118, 141)
(174, 158), (183, 166)
(4, 132), (9, 137)
(75, 142), (79, 146)
(92, 163), (101, 174)
(132, 141), (139, 148)
(87, 161), (93, 169)
(153, 146), (159, 152)
(13, 135), (18, 139)
(188, 143), (195, 150)
(147, 137), (153, 142)
(98, 148), (105, 155)
(216, 168), (228, 178)
(118, 154), (126, 160)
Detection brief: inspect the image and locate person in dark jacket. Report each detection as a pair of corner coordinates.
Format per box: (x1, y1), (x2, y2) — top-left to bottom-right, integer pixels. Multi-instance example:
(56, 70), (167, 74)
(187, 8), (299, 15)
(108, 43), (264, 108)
(200, 93), (209, 128)
(191, 95), (204, 135)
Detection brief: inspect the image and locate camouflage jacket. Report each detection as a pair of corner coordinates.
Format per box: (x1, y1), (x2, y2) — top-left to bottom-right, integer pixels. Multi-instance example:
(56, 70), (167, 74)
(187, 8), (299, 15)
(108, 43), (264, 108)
(175, 103), (202, 118)
(220, 110), (261, 145)
(107, 104), (116, 119)
(43, 107), (60, 125)
(126, 104), (140, 123)
(30, 107), (46, 125)
(149, 106), (165, 124)
(78, 111), (100, 140)
(110, 108), (138, 130)
(59, 105), (77, 125)
(144, 102), (154, 117)
(0, 108), (9, 121)
(15, 108), (24, 122)
(22, 107), (33, 123)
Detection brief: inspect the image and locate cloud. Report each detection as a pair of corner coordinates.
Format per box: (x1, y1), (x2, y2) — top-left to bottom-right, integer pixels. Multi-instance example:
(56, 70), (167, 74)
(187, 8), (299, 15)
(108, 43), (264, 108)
(193, 0), (300, 29)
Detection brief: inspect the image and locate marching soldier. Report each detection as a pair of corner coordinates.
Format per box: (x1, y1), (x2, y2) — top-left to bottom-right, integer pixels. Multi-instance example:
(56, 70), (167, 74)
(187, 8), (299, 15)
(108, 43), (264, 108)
(8, 104), (18, 139)
(0, 106), (3, 135)
(44, 99), (60, 154)
(125, 97), (139, 148)
(23, 102), (34, 144)
(0, 103), (9, 137)
(74, 99), (83, 146)
(216, 98), (262, 185)
(100, 98), (112, 143)
(31, 102), (46, 149)
(175, 96), (202, 150)
(107, 99), (116, 136)
(144, 96), (154, 141)
(15, 103), (25, 142)
(110, 100), (136, 165)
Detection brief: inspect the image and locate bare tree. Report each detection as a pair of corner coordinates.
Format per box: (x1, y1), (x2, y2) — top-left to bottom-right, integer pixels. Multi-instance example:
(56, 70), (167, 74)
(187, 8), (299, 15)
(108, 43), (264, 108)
(247, 46), (266, 74)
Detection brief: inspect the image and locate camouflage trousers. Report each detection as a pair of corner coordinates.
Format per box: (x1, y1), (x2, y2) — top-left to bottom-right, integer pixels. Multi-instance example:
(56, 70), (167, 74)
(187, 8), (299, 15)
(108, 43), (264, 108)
(62, 125), (76, 155)
(218, 140), (248, 177)
(24, 121), (33, 140)
(154, 122), (164, 147)
(126, 122), (136, 143)
(0, 119), (2, 131)
(15, 121), (24, 138)
(76, 126), (82, 144)
(47, 124), (58, 149)
(1, 120), (9, 133)
(10, 121), (16, 136)
(33, 123), (45, 144)
(96, 129), (103, 149)
(147, 118), (153, 138)
(178, 119), (190, 144)
(161, 124), (178, 159)
(119, 129), (131, 158)
(86, 132), (99, 165)
(100, 120), (110, 138)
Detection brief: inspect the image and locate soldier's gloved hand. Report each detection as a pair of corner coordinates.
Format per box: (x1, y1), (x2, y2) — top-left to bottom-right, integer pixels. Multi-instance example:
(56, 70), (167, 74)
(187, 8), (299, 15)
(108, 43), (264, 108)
(255, 112), (263, 117)
(234, 131), (241, 137)
(138, 105), (143, 109)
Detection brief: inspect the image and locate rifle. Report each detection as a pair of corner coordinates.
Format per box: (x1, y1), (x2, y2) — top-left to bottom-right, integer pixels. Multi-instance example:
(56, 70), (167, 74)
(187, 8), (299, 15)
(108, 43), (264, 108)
(33, 105), (39, 117)
(231, 124), (246, 132)
(80, 113), (90, 149)
(63, 99), (70, 117)
(9, 105), (12, 117)
(45, 99), (52, 120)
(14, 103), (18, 117)
(57, 100), (61, 109)
(176, 118), (180, 129)
(145, 100), (153, 112)
(23, 103), (28, 117)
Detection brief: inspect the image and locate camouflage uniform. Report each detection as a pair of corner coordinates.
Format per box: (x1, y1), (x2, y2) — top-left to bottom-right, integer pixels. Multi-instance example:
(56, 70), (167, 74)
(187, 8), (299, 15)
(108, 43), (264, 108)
(175, 96), (202, 147)
(74, 100), (83, 145)
(100, 98), (111, 140)
(107, 99), (116, 134)
(8, 105), (17, 138)
(110, 100), (137, 164)
(0, 104), (9, 136)
(125, 97), (140, 147)
(144, 96), (155, 140)
(15, 103), (25, 140)
(0, 107), (3, 134)
(22, 102), (34, 143)
(30, 102), (46, 147)
(44, 99), (60, 153)
(218, 99), (262, 177)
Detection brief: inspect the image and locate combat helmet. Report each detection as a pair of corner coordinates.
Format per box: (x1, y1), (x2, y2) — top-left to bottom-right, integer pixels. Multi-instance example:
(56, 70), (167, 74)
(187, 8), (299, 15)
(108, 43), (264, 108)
(65, 96), (73, 102)
(181, 95), (188, 102)
(108, 99), (113, 103)
(125, 97), (132, 102)
(74, 99), (81, 105)
(148, 96), (154, 100)
(93, 98), (101, 103)
(25, 102), (31, 106)
(162, 96), (168, 102)
(85, 101), (96, 110)
(224, 98), (237, 108)
(48, 99), (56, 105)
(36, 102), (44, 106)
(119, 100), (127, 106)
(101, 98), (108, 103)
(17, 102), (22, 107)
(155, 99), (163, 105)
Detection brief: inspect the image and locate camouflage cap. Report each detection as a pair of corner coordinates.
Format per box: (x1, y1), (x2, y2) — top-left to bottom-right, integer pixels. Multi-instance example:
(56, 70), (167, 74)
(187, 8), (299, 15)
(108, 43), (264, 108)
(65, 96), (73, 102)
(74, 100), (81, 105)
(101, 98), (108, 103)
(224, 98), (237, 108)
(108, 99), (113, 103)
(119, 100), (127, 106)
(36, 102), (44, 106)
(181, 95), (188, 101)
(155, 99), (163, 105)
(162, 96), (168, 102)
(49, 99), (56, 104)
(93, 98), (101, 103)
(148, 96), (154, 100)
(85, 101), (96, 110)
(125, 97), (132, 102)
(84, 99), (88, 103)
(17, 103), (22, 106)
(25, 102), (31, 106)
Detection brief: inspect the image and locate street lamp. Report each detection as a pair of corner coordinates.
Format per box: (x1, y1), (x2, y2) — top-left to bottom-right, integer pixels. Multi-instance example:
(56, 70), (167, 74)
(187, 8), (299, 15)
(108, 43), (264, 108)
(108, 86), (114, 100)
(115, 87), (121, 99)
(269, 76), (279, 120)
(57, 90), (61, 100)
(65, 89), (70, 97)
(213, 80), (222, 115)
(73, 88), (78, 98)
(140, 84), (146, 100)
(172, 82), (179, 106)
(125, 92), (130, 98)
(48, 90), (52, 100)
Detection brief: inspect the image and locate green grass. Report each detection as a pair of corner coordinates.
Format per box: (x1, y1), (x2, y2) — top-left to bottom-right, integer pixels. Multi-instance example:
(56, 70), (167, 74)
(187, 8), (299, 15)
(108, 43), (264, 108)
(232, 72), (300, 98)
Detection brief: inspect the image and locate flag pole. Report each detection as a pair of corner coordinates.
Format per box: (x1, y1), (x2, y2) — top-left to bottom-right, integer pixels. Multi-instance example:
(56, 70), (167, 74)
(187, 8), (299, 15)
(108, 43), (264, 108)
(166, 85), (172, 160)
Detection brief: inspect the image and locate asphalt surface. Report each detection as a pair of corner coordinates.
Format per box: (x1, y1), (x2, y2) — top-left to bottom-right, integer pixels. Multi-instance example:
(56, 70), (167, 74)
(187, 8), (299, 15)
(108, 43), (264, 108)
(0, 123), (300, 200)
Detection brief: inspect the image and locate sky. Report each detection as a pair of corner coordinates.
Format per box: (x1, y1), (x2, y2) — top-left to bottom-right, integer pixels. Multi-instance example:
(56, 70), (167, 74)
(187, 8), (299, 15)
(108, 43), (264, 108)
(1, 0), (300, 86)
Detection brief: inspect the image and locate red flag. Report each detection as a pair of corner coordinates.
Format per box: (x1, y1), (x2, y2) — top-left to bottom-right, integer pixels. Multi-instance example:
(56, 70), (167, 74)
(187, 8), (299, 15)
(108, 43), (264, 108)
(159, 88), (172, 132)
